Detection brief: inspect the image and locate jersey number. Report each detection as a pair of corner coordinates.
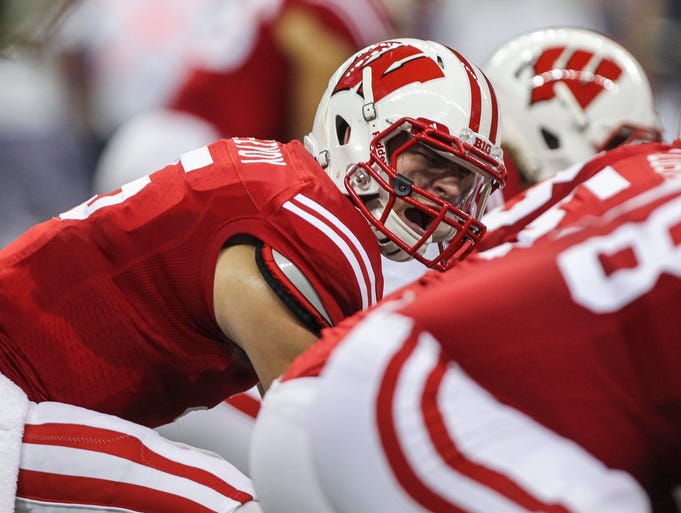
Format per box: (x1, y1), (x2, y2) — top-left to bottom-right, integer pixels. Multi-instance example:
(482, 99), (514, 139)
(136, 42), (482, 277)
(557, 195), (681, 312)
(59, 176), (151, 221)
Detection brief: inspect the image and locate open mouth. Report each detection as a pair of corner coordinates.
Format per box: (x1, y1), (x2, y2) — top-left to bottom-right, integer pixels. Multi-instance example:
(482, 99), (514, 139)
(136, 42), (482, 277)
(403, 207), (435, 234)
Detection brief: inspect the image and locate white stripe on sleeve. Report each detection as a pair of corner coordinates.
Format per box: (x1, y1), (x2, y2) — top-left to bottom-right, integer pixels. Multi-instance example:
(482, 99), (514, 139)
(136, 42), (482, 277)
(283, 193), (378, 308)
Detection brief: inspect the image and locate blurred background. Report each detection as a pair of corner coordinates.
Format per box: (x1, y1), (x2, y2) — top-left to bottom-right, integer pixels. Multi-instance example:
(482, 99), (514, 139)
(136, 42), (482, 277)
(0, 0), (679, 248)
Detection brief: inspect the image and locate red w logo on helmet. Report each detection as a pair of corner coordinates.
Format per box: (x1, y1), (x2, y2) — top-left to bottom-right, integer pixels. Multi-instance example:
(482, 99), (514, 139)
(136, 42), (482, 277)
(333, 41), (445, 102)
(530, 46), (623, 108)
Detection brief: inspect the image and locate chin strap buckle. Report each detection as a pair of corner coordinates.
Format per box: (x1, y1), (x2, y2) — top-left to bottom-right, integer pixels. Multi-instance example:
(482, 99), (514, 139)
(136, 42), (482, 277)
(363, 102), (376, 121)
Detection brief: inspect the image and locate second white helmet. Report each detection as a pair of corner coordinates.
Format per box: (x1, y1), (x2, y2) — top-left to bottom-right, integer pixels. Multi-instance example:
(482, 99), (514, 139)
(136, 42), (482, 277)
(484, 27), (663, 184)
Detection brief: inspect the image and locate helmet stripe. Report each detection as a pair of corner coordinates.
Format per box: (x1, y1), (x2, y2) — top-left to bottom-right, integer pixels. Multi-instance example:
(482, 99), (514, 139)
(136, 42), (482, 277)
(482, 73), (500, 143)
(447, 47), (482, 133)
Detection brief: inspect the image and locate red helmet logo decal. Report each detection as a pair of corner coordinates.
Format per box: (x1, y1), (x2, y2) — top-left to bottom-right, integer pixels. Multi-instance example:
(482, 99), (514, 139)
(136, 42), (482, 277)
(333, 42), (445, 103)
(530, 46), (623, 109)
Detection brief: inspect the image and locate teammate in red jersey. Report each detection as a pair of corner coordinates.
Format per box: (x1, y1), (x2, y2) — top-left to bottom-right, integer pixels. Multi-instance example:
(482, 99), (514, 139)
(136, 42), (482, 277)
(250, 138), (681, 512)
(169, 0), (397, 142)
(0, 38), (505, 512)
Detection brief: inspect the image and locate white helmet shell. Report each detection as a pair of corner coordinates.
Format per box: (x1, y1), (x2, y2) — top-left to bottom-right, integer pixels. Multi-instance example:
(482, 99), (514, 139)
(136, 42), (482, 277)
(485, 27), (663, 183)
(305, 38), (506, 270)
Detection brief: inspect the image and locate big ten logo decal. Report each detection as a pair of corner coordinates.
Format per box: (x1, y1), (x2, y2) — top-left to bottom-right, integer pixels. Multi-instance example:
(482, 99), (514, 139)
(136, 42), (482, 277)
(333, 42), (445, 102)
(473, 137), (492, 155)
(60, 176), (152, 221)
(530, 46), (623, 109)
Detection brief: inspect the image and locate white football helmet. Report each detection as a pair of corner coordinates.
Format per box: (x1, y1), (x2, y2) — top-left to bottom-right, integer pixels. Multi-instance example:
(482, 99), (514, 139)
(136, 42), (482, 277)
(484, 27), (663, 184)
(304, 38), (507, 271)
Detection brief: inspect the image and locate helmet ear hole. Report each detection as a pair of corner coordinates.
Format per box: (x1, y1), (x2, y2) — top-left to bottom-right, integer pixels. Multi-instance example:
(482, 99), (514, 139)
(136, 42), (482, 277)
(540, 127), (560, 150)
(335, 116), (350, 145)
(601, 126), (635, 151)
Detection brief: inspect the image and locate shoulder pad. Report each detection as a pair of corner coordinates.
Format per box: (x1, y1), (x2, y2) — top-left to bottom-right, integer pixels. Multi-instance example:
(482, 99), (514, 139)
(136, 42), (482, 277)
(256, 243), (333, 333)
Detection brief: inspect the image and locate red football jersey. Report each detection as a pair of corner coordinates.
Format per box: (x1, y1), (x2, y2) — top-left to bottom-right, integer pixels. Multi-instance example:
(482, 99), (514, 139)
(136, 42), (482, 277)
(479, 141), (681, 251)
(284, 141), (681, 509)
(169, 0), (395, 140)
(391, 185), (681, 509)
(0, 138), (383, 427)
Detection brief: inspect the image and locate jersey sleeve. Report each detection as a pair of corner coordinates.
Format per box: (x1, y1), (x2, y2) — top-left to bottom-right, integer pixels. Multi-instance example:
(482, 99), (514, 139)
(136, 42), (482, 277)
(217, 138), (384, 325)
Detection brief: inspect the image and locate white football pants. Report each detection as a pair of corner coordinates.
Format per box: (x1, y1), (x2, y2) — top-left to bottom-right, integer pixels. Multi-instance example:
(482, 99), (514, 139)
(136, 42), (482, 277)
(16, 400), (258, 513)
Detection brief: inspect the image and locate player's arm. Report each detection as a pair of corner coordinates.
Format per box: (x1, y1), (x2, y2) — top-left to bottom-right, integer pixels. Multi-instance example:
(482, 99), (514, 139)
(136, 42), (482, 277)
(213, 243), (318, 393)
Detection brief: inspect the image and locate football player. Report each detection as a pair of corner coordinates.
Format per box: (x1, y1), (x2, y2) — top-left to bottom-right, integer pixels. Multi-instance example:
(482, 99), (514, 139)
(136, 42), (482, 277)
(0, 38), (505, 512)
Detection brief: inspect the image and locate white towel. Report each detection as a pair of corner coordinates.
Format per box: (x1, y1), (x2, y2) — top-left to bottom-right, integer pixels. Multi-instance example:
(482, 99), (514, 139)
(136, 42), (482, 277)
(0, 372), (29, 513)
